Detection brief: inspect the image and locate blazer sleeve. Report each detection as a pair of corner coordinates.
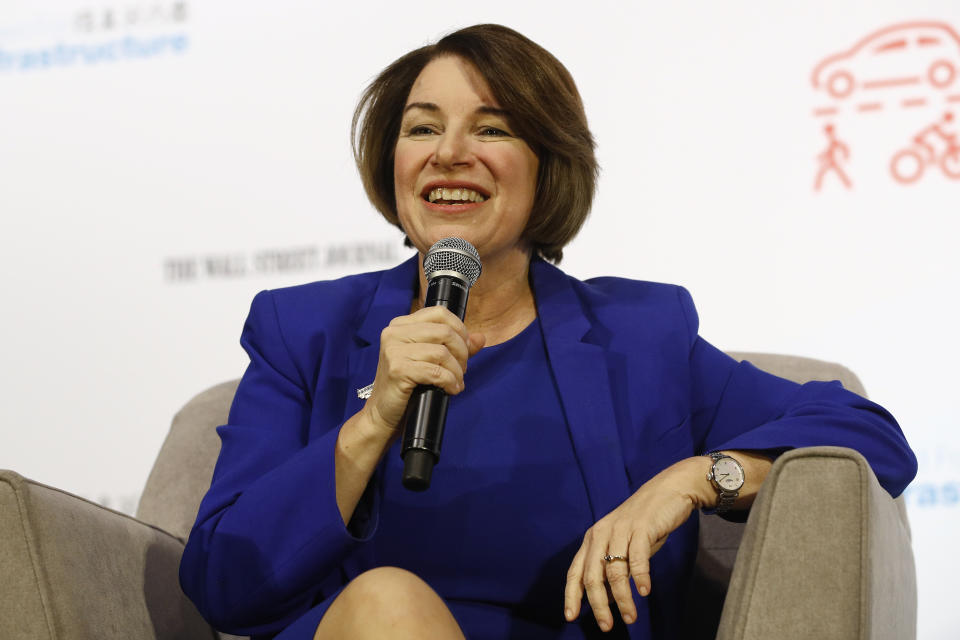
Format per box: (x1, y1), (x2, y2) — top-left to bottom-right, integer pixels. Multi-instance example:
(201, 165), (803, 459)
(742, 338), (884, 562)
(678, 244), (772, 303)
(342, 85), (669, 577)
(676, 287), (917, 498)
(179, 290), (375, 636)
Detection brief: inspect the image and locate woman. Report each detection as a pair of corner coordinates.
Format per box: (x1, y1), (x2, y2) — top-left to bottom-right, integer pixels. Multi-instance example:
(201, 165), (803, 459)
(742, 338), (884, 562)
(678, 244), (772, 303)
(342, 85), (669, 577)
(179, 24), (916, 640)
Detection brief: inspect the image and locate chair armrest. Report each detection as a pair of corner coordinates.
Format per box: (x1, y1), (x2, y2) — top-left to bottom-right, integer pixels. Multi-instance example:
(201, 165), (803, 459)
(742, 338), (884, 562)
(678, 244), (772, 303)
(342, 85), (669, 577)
(0, 470), (216, 640)
(715, 447), (916, 640)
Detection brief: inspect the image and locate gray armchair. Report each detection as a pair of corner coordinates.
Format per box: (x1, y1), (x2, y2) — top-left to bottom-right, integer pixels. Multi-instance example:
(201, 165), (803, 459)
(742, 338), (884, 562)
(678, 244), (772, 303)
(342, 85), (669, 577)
(0, 354), (916, 639)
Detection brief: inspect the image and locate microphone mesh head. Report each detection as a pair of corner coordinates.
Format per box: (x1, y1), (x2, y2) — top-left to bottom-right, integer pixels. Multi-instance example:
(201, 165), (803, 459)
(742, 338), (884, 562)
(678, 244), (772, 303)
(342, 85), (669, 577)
(423, 238), (482, 287)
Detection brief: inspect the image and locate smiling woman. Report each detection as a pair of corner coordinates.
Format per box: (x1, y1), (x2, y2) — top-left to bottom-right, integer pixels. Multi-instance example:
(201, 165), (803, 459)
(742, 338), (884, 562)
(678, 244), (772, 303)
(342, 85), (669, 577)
(178, 23), (917, 640)
(352, 24), (597, 265)
(393, 56), (540, 293)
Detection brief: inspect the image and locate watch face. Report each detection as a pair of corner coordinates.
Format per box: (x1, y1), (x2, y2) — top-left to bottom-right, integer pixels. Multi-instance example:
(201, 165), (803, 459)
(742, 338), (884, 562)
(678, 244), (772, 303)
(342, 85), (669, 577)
(714, 458), (745, 491)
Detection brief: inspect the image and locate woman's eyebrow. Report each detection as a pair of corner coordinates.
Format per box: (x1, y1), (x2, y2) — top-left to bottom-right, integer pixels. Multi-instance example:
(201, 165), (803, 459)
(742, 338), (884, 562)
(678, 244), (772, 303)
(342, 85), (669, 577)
(476, 105), (510, 118)
(403, 102), (439, 114)
(402, 102), (510, 118)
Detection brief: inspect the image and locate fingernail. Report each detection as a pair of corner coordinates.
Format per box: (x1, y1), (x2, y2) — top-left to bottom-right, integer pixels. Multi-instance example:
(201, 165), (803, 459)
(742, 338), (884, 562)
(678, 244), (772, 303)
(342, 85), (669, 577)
(639, 586), (649, 597)
(623, 613), (634, 623)
(565, 608), (573, 621)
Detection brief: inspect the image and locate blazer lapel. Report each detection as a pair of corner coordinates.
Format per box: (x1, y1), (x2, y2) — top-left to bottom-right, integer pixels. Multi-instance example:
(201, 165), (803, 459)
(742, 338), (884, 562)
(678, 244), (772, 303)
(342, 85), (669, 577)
(532, 259), (632, 521)
(343, 256), (419, 421)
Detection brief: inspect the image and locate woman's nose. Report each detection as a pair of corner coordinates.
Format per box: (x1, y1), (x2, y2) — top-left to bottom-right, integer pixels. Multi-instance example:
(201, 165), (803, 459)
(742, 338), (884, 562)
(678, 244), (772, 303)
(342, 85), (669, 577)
(432, 131), (473, 169)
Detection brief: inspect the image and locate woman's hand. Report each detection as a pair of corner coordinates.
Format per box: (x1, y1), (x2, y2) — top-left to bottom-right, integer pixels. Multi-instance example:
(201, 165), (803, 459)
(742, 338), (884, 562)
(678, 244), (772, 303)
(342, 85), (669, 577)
(361, 306), (485, 439)
(335, 306), (485, 524)
(563, 457), (713, 632)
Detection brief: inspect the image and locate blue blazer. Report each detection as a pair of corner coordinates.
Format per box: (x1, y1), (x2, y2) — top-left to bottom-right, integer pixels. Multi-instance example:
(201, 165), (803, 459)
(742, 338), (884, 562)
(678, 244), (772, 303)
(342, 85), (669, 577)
(180, 256), (917, 639)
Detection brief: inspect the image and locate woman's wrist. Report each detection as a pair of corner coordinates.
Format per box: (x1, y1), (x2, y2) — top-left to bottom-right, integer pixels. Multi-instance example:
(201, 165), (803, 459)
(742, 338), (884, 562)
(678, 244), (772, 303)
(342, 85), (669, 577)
(357, 402), (401, 444)
(660, 456), (719, 510)
(673, 451), (775, 513)
(687, 456), (720, 510)
(334, 409), (398, 525)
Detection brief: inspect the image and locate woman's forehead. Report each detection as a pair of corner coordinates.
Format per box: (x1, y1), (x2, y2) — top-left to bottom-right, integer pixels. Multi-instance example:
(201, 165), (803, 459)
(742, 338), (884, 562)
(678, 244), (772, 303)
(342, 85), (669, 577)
(405, 56), (500, 111)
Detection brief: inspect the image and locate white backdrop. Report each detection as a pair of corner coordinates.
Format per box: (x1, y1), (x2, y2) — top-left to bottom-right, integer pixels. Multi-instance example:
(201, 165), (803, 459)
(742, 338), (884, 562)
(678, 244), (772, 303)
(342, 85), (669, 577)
(2, 1), (958, 636)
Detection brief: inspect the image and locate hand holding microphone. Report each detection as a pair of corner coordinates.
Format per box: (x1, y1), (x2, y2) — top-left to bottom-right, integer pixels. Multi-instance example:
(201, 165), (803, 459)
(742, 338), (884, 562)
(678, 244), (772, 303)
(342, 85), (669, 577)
(399, 238), (482, 490)
(360, 238), (483, 490)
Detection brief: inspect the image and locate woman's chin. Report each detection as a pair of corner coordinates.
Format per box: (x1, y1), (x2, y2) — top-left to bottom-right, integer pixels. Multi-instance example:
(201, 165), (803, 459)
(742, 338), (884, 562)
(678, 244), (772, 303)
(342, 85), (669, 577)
(411, 228), (482, 254)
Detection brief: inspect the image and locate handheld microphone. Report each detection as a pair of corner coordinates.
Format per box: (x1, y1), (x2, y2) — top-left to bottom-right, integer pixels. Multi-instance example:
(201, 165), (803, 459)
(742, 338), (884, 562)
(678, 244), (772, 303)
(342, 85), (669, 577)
(401, 237), (482, 491)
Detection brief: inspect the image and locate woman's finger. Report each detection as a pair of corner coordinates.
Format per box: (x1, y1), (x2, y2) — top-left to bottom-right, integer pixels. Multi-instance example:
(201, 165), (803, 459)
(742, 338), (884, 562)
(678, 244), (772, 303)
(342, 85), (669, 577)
(564, 544), (587, 622)
(627, 533), (653, 598)
(390, 343), (465, 389)
(390, 306), (471, 343)
(408, 356), (462, 394)
(382, 320), (471, 370)
(580, 531), (614, 632)
(467, 332), (486, 355)
(376, 346), (462, 399)
(650, 533), (669, 556)
(604, 529), (637, 624)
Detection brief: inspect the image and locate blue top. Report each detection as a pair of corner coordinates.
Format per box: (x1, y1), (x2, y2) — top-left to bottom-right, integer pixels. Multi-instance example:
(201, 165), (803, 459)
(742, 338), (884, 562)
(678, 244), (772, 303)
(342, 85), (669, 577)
(376, 317), (598, 636)
(179, 256), (917, 640)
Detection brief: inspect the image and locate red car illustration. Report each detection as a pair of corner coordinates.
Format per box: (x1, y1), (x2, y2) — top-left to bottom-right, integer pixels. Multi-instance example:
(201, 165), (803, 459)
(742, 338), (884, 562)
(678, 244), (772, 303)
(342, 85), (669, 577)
(812, 21), (960, 99)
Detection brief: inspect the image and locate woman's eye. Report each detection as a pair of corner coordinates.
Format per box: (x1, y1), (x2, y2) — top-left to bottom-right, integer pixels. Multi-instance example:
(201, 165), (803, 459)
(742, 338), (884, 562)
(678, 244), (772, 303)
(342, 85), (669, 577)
(479, 126), (509, 137)
(407, 125), (436, 136)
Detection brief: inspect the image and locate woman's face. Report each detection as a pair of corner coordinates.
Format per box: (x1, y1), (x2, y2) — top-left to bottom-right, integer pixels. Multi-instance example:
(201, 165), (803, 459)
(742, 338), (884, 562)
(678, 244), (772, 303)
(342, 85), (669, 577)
(394, 55), (539, 266)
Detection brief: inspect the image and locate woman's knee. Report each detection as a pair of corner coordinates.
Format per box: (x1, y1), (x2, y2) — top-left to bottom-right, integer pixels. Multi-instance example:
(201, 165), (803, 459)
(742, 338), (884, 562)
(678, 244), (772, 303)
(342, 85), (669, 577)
(344, 567), (440, 609)
(315, 567), (463, 639)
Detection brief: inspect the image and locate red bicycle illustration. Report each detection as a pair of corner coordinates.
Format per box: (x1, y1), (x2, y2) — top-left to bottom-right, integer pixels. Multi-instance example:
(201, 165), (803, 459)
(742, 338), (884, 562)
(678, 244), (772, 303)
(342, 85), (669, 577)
(890, 112), (960, 183)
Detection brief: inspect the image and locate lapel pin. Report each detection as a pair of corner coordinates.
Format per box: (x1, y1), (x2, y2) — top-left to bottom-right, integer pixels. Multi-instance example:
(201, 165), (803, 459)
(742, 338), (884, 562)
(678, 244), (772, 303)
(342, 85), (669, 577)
(356, 382), (374, 399)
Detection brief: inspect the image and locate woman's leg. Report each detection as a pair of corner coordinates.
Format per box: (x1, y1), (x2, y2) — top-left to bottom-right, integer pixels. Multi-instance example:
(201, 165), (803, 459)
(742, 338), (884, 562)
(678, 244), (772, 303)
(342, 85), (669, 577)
(313, 566), (465, 640)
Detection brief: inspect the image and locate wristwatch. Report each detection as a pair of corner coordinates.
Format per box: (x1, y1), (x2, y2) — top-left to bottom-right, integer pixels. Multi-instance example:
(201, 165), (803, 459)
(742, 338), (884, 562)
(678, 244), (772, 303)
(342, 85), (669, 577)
(704, 452), (745, 514)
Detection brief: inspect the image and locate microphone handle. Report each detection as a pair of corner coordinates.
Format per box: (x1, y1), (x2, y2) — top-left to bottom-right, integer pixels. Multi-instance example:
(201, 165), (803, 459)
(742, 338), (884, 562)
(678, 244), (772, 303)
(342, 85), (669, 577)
(400, 275), (470, 491)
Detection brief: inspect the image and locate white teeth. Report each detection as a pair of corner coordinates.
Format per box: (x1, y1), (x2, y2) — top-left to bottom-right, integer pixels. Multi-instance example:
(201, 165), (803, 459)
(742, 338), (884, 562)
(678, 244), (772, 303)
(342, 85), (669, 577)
(426, 187), (487, 203)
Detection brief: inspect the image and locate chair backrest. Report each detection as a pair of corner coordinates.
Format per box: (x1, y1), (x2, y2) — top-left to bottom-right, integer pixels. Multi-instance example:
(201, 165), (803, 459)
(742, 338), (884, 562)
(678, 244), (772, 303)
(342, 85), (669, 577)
(136, 353), (871, 637)
(137, 380), (240, 540)
(724, 352), (866, 397)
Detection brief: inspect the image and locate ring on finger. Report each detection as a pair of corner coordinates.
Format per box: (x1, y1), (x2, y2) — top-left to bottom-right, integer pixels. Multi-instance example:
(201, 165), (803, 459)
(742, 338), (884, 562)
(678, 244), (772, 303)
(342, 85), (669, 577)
(603, 554), (628, 563)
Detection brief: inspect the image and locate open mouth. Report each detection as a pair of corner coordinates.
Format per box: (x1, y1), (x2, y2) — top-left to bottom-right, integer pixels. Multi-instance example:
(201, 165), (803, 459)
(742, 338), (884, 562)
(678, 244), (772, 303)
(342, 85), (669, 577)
(423, 186), (488, 205)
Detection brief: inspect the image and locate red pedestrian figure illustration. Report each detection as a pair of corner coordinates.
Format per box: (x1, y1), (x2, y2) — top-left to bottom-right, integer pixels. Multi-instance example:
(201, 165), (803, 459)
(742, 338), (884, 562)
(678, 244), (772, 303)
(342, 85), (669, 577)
(890, 111), (960, 183)
(815, 124), (852, 190)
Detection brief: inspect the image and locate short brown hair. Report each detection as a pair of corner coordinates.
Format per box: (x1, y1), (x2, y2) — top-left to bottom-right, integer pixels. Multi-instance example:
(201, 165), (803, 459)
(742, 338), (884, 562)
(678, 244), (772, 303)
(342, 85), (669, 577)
(352, 24), (598, 263)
